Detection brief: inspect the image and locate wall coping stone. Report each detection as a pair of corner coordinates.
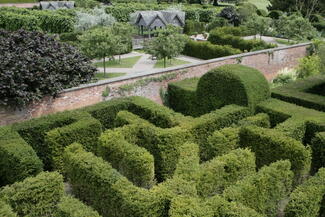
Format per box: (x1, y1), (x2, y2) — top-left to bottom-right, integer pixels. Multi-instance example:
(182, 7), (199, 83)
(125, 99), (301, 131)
(62, 42), (311, 94)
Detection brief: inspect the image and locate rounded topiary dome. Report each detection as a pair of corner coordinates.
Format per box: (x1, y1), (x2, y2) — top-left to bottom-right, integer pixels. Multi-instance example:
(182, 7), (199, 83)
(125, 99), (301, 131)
(196, 64), (270, 113)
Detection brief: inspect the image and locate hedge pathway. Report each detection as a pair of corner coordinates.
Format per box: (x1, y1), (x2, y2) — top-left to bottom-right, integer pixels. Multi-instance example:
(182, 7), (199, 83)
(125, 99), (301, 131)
(93, 51), (203, 75)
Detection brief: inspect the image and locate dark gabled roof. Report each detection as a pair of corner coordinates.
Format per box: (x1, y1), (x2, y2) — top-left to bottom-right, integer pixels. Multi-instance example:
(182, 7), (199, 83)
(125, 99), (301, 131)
(40, 1), (75, 10)
(133, 10), (185, 28)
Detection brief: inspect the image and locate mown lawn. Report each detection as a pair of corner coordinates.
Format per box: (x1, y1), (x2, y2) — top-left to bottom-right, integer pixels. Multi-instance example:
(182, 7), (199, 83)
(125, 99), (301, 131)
(93, 56), (141, 68)
(95, 72), (126, 80)
(247, 0), (271, 10)
(154, 58), (191, 68)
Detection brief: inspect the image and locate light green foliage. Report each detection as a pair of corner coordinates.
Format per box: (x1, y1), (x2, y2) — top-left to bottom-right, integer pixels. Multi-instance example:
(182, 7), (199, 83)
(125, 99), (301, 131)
(0, 172), (64, 217)
(238, 113), (271, 128)
(239, 126), (311, 182)
(296, 55), (321, 79)
(0, 200), (17, 217)
(244, 14), (273, 38)
(55, 195), (102, 217)
(284, 168), (325, 217)
(223, 160), (294, 217)
(197, 148), (256, 197)
(145, 25), (188, 68)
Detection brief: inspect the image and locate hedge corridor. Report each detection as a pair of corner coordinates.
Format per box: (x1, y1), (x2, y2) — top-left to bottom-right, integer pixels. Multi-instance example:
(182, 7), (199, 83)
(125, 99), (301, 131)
(0, 64), (325, 217)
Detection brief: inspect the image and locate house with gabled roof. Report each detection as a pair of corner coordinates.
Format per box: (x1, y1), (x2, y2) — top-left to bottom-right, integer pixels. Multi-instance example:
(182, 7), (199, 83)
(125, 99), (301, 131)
(40, 1), (75, 10)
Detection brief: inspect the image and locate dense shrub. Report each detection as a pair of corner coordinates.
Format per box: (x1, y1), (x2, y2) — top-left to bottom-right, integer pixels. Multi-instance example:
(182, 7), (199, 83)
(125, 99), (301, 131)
(197, 148), (255, 197)
(0, 12), (40, 31)
(184, 20), (206, 35)
(256, 9), (268, 17)
(0, 172), (64, 217)
(182, 40), (241, 60)
(206, 17), (229, 32)
(236, 2), (258, 22)
(98, 126), (155, 188)
(0, 200), (17, 217)
(208, 27), (276, 51)
(63, 143), (164, 217)
(167, 77), (200, 116)
(310, 132), (325, 174)
(219, 6), (240, 26)
(239, 126), (312, 182)
(284, 168), (325, 217)
(271, 75), (325, 112)
(56, 195), (102, 217)
(268, 10), (283, 19)
(0, 30), (96, 108)
(238, 113), (271, 128)
(223, 160), (294, 217)
(196, 64), (270, 114)
(0, 126), (43, 186)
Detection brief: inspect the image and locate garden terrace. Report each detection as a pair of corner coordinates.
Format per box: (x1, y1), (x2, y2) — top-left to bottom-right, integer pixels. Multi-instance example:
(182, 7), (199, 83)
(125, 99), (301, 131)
(0, 65), (324, 217)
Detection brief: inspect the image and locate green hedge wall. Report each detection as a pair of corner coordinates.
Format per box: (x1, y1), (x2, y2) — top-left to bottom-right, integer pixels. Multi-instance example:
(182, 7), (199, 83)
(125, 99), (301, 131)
(0, 12), (40, 31)
(56, 195), (102, 217)
(0, 171), (64, 217)
(271, 75), (325, 112)
(208, 26), (276, 51)
(63, 143), (164, 217)
(0, 126), (43, 186)
(197, 148), (255, 197)
(238, 113), (271, 128)
(284, 168), (325, 217)
(182, 40), (241, 60)
(310, 132), (325, 174)
(167, 77), (200, 117)
(114, 110), (151, 127)
(184, 20), (206, 35)
(196, 64), (270, 114)
(223, 160), (294, 217)
(98, 126), (155, 188)
(239, 126), (311, 183)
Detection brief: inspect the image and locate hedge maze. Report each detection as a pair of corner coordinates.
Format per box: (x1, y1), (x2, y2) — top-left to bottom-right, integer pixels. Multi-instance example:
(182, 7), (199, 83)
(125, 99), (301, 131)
(1, 64), (325, 217)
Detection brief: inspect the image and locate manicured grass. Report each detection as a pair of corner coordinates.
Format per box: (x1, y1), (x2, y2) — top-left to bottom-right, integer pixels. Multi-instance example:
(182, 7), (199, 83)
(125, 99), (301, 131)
(154, 58), (191, 68)
(93, 56), (141, 68)
(95, 72), (126, 80)
(247, 0), (270, 11)
(0, 0), (36, 3)
(275, 39), (297, 45)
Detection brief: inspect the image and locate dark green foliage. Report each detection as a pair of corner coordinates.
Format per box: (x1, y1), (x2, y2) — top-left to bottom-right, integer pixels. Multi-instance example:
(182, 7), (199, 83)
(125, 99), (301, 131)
(98, 127), (155, 188)
(284, 168), (325, 217)
(167, 77), (200, 116)
(208, 27), (276, 51)
(238, 113), (271, 128)
(0, 172), (64, 217)
(272, 75), (325, 112)
(0, 126), (43, 186)
(223, 160), (294, 217)
(183, 40), (241, 60)
(63, 143), (164, 217)
(268, 10), (283, 19)
(12, 111), (92, 170)
(219, 6), (240, 26)
(310, 132), (325, 174)
(184, 20), (206, 35)
(256, 9), (268, 17)
(206, 17), (229, 32)
(197, 148), (256, 197)
(196, 64), (270, 114)
(186, 105), (251, 160)
(55, 195), (102, 217)
(0, 30), (96, 108)
(239, 126), (311, 182)
(45, 116), (102, 172)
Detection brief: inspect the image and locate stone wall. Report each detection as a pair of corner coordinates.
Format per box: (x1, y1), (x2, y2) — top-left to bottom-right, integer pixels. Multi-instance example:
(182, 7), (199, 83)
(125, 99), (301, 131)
(0, 42), (310, 126)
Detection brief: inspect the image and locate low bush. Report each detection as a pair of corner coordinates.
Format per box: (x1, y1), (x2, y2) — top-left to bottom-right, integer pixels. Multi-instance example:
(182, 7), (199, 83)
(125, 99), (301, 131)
(56, 195), (102, 217)
(0, 12), (40, 31)
(239, 126), (311, 182)
(0, 171), (64, 217)
(0, 30), (96, 109)
(238, 113), (270, 128)
(196, 64), (270, 114)
(268, 10), (283, 19)
(284, 168), (325, 217)
(206, 17), (229, 32)
(182, 40), (241, 60)
(310, 132), (325, 174)
(63, 143), (164, 217)
(0, 126), (43, 186)
(197, 148), (255, 197)
(167, 77), (200, 116)
(0, 200), (17, 217)
(223, 160), (294, 217)
(184, 20), (206, 35)
(98, 127), (155, 188)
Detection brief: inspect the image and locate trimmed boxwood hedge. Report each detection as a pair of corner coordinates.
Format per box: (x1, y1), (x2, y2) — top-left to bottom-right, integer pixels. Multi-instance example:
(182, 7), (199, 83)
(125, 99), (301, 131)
(271, 75), (325, 112)
(0, 126), (43, 187)
(167, 77), (200, 116)
(284, 168), (325, 217)
(63, 143), (164, 217)
(196, 64), (270, 114)
(56, 195), (102, 217)
(223, 160), (294, 217)
(0, 200), (17, 217)
(182, 40), (241, 60)
(239, 126), (311, 183)
(310, 132), (325, 174)
(0, 171), (64, 217)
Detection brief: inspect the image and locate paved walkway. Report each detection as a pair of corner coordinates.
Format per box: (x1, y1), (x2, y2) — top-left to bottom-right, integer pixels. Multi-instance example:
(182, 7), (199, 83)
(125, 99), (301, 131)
(0, 3), (39, 8)
(243, 35), (291, 47)
(94, 51), (203, 74)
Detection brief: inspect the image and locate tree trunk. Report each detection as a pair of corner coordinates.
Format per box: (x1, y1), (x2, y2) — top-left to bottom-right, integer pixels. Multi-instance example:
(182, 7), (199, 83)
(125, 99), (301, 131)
(103, 56), (106, 78)
(119, 55), (121, 63)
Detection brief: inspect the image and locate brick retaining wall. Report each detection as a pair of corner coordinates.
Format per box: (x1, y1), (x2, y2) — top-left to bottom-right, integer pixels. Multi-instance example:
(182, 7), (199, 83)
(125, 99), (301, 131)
(0, 42), (310, 126)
